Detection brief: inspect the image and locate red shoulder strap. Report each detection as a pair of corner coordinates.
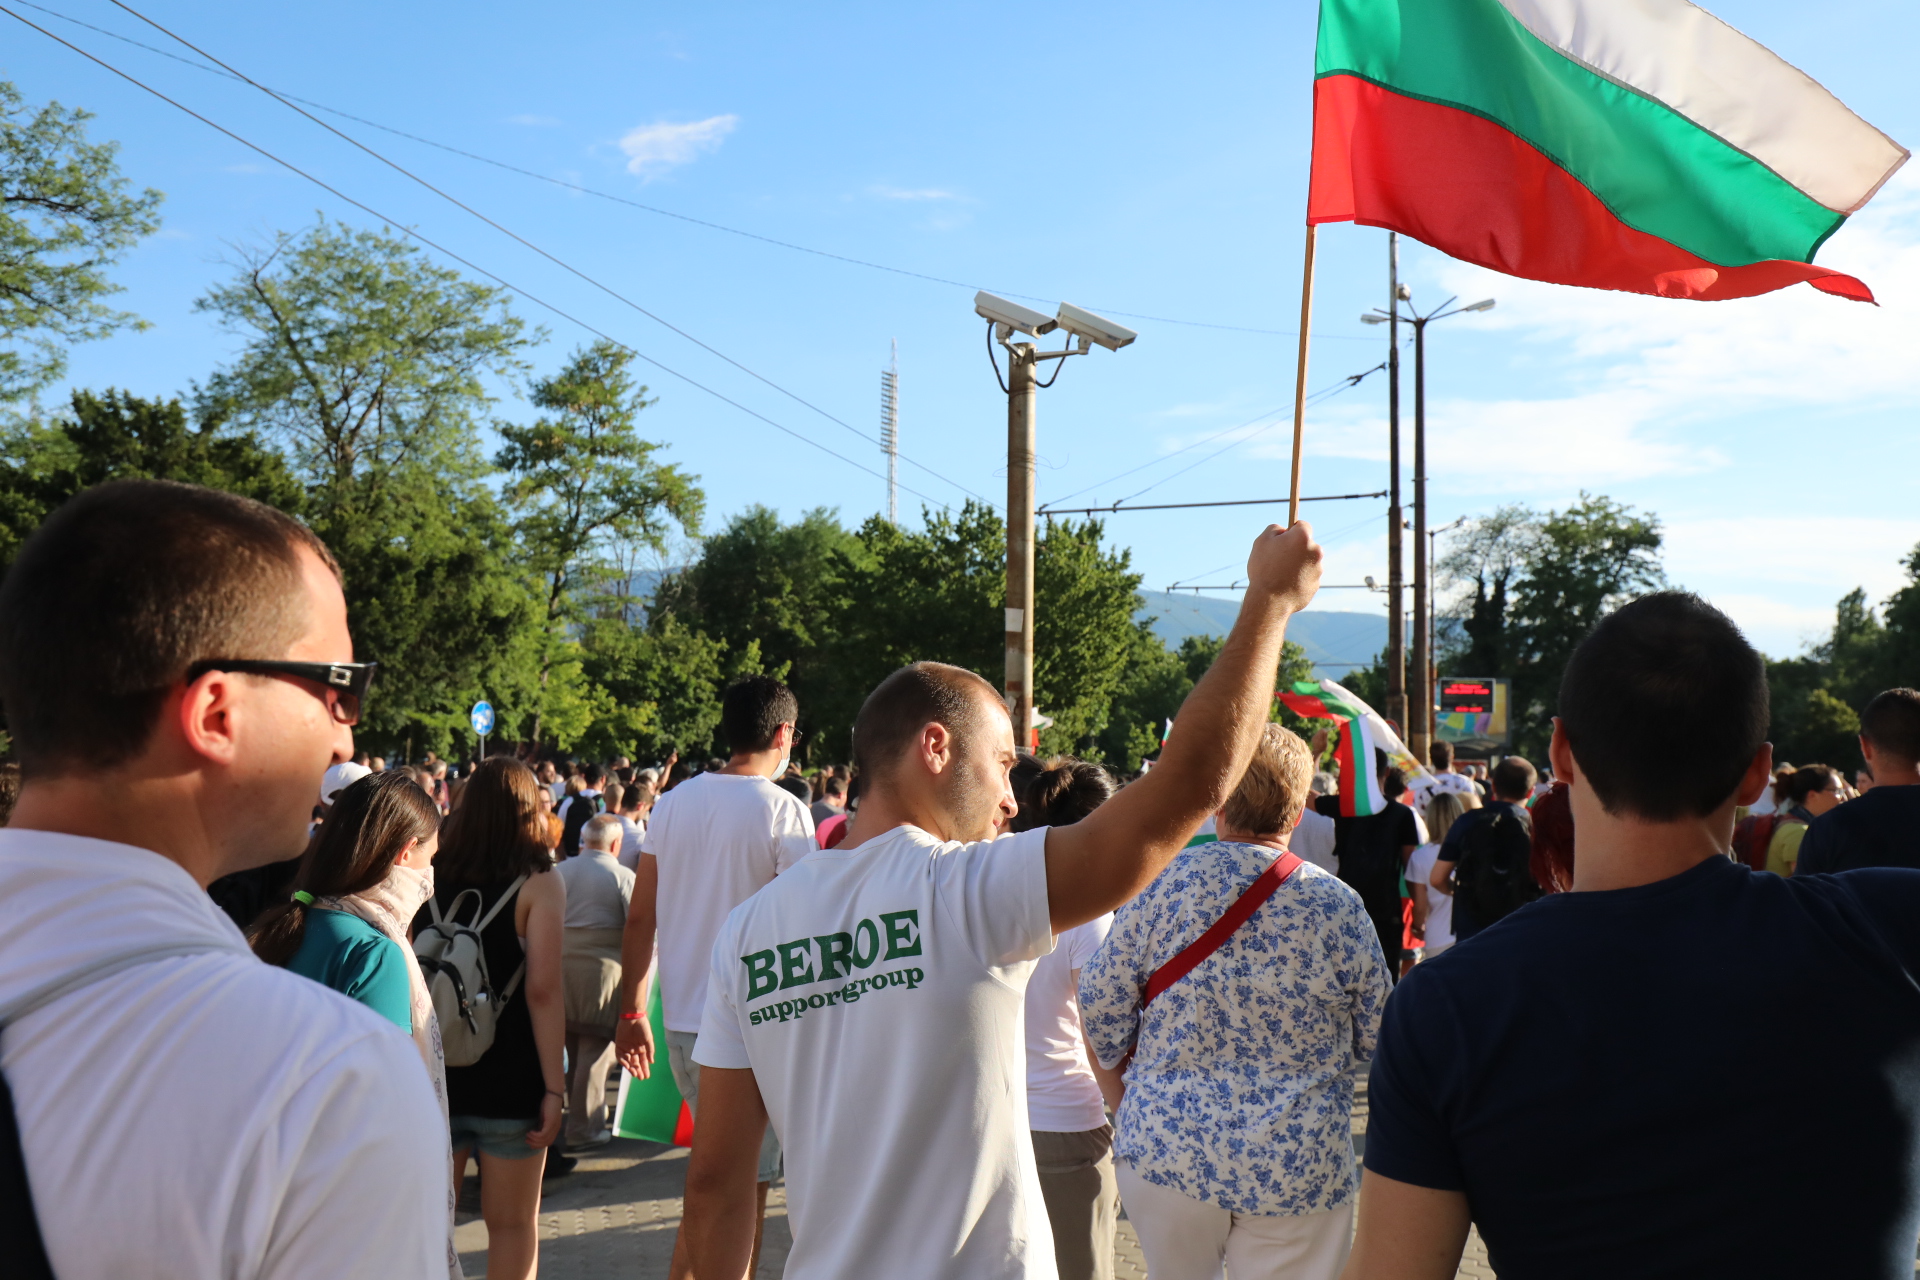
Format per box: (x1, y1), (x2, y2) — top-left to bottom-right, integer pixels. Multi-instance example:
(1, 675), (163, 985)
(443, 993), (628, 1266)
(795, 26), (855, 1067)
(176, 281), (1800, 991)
(1142, 852), (1303, 1007)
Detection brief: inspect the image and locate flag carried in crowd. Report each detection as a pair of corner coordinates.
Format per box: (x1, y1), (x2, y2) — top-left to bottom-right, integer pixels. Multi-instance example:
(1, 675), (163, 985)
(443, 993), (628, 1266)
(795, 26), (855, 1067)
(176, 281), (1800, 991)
(1278, 678), (1439, 816)
(1307, 0), (1909, 301)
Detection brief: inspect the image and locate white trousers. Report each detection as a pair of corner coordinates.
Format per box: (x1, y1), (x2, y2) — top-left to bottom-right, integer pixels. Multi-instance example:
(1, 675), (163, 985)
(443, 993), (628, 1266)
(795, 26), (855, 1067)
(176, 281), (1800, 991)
(1116, 1163), (1353, 1280)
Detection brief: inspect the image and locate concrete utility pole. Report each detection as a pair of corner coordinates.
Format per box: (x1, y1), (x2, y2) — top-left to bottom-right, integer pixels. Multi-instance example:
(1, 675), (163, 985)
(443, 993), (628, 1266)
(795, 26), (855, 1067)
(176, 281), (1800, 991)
(976, 292), (1135, 749)
(1385, 234), (1407, 737)
(1004, 341), (1039, 745)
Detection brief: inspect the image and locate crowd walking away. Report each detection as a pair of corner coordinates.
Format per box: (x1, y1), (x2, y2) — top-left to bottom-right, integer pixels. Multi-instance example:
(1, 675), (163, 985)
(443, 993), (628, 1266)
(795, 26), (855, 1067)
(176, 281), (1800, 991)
(6, 476), (1920, 1280)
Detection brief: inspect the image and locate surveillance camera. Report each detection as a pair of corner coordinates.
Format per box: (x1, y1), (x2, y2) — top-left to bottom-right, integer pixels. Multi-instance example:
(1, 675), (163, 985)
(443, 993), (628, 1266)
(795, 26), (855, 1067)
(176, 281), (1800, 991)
(974, 292), (1057, 337)
(1054, 302), (1137, 352)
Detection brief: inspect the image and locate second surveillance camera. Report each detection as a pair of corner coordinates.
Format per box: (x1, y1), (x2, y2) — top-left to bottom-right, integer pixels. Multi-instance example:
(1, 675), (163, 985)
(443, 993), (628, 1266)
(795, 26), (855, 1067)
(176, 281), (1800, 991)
(975, 291), (1058, 337)
(1054, 302), (1138, 352)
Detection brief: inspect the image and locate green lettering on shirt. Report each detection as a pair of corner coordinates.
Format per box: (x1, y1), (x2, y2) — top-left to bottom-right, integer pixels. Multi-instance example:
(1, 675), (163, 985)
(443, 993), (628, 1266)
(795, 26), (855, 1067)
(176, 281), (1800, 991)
(777, 939), (816, 990)
(880, 909), (922, 960)
(814, 932), (856, 981)
(742, 949), (778, 1000)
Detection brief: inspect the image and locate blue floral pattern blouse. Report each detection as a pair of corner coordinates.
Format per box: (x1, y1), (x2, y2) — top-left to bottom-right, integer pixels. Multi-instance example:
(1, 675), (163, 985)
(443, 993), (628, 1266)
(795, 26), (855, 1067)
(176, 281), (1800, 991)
(1079, 842), (1391, 1216)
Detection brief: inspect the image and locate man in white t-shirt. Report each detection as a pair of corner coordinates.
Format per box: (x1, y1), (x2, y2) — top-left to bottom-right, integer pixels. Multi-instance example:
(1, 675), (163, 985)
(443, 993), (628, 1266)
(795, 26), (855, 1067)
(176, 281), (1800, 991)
(0, 480), (445, 1278)
(615, 674), (815, 1270)
(677, 520), (1325, 1280)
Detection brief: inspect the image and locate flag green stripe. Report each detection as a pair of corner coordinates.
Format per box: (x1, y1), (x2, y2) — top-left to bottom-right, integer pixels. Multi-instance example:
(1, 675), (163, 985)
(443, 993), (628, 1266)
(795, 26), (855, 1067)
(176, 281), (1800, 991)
(1315, 0), (1844, 266)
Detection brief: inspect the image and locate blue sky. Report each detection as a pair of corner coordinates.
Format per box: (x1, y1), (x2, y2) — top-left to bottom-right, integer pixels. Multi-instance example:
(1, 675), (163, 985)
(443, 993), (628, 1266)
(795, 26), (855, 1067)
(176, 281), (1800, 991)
(5, 0), (1915, 660)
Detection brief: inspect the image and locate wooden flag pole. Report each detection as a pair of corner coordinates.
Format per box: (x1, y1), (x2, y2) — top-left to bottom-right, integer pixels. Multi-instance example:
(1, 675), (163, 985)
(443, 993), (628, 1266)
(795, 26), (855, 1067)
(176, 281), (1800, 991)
(1288, 224), (1318, 527)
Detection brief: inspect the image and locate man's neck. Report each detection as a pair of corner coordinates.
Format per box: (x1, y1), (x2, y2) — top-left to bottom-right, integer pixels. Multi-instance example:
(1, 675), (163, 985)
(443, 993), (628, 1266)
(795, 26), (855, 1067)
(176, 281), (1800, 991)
(1215, 823), (1290, 852)
(719, 748), (781, 779)
(1571, 796), (1734, 892)
(841, 784), (965, 848)
(1870, 767), (1920, 788)
(10, 772), (229, 887)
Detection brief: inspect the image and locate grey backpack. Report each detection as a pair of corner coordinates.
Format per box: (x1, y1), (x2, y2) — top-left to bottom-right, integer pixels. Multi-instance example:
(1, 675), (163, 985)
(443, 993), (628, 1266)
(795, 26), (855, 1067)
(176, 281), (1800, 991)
(414, 875), (527, 1068)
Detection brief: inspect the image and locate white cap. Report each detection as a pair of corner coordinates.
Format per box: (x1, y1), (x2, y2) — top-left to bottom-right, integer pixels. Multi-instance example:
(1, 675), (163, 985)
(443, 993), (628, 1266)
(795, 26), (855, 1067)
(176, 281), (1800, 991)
(320, 761), (372, 805)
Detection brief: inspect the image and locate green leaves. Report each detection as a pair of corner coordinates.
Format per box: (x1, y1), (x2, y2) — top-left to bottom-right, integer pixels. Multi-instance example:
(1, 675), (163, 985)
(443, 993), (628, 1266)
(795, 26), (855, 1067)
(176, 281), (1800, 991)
(0, 83), (163, 402)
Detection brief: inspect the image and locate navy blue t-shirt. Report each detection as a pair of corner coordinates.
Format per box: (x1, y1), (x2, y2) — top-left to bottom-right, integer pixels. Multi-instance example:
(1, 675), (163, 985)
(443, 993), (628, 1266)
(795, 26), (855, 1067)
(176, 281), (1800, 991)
(1796, 785), (1920, 874)
(1366, 856), (1920, 1280)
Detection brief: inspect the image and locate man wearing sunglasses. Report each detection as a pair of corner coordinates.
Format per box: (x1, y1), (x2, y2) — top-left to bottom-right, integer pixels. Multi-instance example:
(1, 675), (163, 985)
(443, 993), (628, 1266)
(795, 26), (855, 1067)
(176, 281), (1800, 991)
(0, 480), (448, 1278)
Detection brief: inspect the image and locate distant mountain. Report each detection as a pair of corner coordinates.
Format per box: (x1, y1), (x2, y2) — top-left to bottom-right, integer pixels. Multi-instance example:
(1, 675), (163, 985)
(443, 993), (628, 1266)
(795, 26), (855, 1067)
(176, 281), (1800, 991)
(1136, 590), (1387, 681)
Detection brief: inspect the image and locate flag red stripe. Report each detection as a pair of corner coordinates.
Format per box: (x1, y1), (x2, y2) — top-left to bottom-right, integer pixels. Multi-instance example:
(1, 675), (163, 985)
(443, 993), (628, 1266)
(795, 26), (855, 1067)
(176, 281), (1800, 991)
(1334, 720), (1361, 818)
(1309, 74), (1874, 304)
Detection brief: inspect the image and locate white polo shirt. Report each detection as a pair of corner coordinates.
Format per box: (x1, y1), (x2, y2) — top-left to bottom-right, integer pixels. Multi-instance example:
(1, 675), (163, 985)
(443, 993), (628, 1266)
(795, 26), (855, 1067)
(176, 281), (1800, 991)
(697, 823), (1057, 1279)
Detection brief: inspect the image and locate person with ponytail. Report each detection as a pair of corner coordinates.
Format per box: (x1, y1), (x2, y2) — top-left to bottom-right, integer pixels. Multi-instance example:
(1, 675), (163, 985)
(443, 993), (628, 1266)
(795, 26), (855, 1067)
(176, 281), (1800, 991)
(1009, 755), (1126, 1280)
(1764, 764), (1846, 876)
(253, 770), (443, 1038)
(251, 769), (462, 1279)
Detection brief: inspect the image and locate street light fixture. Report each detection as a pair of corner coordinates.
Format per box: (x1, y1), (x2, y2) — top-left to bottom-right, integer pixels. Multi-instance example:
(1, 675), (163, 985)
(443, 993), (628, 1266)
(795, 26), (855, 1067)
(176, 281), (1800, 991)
(1360, 293), (1494, 760)
(977, 291), (1137, 746)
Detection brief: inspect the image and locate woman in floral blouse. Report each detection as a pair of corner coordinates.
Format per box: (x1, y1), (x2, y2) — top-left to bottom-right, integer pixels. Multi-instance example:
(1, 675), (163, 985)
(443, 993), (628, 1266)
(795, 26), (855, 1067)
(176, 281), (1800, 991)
(1078, 723), (1391, 1280)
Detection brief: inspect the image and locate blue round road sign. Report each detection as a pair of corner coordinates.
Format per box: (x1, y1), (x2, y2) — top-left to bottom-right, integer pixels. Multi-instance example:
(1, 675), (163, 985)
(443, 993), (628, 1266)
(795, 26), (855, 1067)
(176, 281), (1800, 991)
(470, 700), (495, 736)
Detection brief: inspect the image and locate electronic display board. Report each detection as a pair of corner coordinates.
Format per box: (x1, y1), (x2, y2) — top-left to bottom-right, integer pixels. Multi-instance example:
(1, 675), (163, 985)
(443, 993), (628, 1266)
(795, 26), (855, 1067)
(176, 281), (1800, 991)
(1435, 676), (1510, 750)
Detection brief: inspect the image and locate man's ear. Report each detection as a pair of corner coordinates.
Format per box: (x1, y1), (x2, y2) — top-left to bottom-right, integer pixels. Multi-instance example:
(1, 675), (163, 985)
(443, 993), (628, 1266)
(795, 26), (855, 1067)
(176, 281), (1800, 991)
(177, 672), (242, 767)
(1735, 741), (1775, 807)
(919, 720), (955, 777)
(1548, 718), (1578, 789)
(1860, 735), (1877, 767)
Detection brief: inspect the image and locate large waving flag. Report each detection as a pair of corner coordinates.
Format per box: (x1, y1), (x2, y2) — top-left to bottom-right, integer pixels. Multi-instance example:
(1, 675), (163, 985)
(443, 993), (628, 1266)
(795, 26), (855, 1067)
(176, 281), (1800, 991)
(1309, 0), (1908, 302)
(1277, 679), (1440, 817)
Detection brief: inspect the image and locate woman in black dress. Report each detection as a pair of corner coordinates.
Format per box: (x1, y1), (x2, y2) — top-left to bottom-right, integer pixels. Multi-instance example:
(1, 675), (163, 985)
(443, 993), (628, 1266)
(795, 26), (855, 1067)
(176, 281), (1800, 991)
(418, 757), (567, 1280)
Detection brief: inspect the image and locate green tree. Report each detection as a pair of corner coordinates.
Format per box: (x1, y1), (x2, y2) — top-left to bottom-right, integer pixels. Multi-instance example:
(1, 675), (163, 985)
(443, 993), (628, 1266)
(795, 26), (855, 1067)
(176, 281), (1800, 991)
(496, 341), (702, 747)
(649, 503), (859, 752)
(1505, 493), (1665, 755)
(1436, 504), (1538, 677)
(195, 222), (545, 754)
(0, 389), (300, 564)
(1033, 517), (1148, 754)
(0, 83), (163, 402)
(577, 613), (764, 762)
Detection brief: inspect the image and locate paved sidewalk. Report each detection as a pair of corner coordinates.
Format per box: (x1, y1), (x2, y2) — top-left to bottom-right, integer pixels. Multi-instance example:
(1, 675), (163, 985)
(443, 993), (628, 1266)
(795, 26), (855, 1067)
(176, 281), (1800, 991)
(455, 1068), (1493, 1277)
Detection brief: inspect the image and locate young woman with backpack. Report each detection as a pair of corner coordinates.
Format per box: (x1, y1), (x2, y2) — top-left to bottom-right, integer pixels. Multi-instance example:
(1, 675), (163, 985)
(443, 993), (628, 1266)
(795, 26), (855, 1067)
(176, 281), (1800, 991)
(1763, 765), (1847, 876)
(415, 756), (567, 1280)
(249, 770), (461, 1278)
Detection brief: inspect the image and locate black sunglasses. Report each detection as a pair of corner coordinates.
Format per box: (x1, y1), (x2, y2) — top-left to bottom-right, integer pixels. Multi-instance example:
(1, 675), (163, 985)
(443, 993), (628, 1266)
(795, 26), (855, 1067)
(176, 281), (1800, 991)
(186, 659), (379, 726)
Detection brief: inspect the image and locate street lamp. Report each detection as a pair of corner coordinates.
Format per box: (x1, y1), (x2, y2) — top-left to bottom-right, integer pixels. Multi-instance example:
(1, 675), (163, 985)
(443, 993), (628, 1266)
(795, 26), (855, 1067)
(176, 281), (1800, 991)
(977, 291), (1137, 747)
(1362, 295), (1493, 760)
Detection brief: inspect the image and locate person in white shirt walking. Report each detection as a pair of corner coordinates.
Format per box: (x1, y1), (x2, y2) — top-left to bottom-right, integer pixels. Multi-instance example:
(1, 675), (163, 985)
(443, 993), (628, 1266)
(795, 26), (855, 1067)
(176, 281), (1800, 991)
(558, 814), (636, 1149)
(0, 479), (445, 1279)
(676, 519), (1325, 1280)
(615, 674), (815, 1271)
(1009, 755), (1127, 1280)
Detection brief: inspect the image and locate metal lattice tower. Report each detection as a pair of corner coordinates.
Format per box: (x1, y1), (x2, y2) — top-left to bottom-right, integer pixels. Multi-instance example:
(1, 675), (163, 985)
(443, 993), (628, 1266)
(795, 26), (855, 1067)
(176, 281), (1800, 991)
(879, 339), (900, 524)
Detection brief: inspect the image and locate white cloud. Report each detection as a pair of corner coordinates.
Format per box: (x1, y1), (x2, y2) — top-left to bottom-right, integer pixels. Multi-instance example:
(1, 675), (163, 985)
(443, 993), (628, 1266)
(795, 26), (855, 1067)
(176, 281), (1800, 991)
(1663, 516), (1916, 597)
(507, 114), (561, 127)
(618, 115), (738, 177)
(868, 185), (961, 201)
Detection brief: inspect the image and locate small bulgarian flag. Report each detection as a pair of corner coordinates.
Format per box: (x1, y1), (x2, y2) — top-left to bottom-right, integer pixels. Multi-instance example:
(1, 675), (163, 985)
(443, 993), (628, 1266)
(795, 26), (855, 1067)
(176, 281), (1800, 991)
(1309, 0), (1908, 302)
(1277, 680), (1388, 816)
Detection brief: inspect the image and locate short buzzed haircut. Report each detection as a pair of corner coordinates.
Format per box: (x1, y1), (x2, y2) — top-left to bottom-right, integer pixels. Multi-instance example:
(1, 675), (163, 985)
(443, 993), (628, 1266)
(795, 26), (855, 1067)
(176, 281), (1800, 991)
(1430, 739), (1454, 769)
(1559, 592), (1767, 821)
(580, 812), (624, 850)
(583, 763), (605, 787)
(1490, 756), (1537, 802)
(0, 479), (336, 777)
(1222, 723), (1315, 835)
(1860, 689), (1920, 767)
(721, 675), (799, 753)
(853, 662), (1001, 779)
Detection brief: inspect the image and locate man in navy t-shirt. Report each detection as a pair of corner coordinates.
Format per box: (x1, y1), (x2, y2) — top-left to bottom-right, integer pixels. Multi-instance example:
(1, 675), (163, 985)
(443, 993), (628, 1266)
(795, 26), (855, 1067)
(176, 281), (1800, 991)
(1795, 687), (1920, 874)
(1344, 593), (1920, 1280)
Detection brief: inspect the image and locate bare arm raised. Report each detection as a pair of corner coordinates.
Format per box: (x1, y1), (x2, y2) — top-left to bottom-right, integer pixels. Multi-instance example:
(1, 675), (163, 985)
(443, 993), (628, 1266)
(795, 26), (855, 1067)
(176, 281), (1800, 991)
(1045, 520), (1322, 931)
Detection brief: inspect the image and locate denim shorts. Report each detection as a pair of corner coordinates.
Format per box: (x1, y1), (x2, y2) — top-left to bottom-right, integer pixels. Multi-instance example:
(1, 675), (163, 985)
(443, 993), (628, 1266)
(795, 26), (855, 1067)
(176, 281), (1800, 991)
(449, 1114), (543, 1160)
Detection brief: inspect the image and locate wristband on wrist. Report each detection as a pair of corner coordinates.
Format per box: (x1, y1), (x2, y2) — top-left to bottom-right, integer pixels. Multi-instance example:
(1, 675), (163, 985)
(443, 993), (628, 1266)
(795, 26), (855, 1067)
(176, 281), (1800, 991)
(618, 1010), (647, 1021)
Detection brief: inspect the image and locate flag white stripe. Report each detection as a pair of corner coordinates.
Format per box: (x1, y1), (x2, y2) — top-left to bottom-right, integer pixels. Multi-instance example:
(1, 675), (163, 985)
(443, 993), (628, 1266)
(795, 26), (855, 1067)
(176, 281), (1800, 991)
(1493, 0), (1908, 214)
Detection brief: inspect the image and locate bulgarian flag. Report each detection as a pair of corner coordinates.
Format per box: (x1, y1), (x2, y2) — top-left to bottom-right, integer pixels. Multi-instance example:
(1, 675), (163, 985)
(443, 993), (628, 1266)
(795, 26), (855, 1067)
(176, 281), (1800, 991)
(1309, 0), (1908, 302)
(1277, 680), (1390, 816)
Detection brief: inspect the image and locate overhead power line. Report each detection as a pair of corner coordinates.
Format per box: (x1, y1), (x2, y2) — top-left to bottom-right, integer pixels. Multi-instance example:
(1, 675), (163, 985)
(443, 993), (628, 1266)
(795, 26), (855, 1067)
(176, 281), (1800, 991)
(100, 0), (995, 510)
(0, 4), (959, 511)
(22, 0), (1382, 343)
(1039, 490), (1387, 517)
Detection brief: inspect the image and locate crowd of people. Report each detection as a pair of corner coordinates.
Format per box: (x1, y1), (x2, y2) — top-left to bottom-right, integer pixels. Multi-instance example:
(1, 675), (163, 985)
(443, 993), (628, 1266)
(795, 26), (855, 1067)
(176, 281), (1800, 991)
(3, 478), (1920, 1280)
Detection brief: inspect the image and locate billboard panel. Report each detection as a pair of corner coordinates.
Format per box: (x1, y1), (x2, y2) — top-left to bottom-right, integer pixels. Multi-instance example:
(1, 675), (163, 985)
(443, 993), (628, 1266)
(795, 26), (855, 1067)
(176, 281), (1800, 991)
(1435, 676), (1510, 750)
